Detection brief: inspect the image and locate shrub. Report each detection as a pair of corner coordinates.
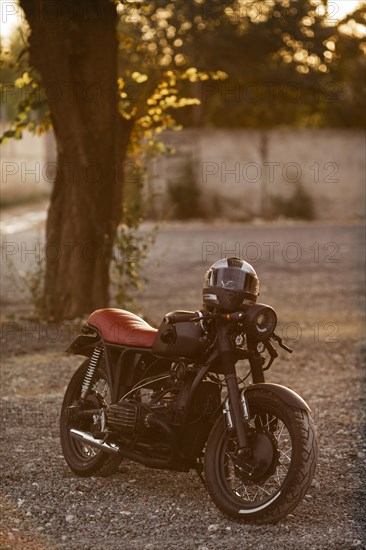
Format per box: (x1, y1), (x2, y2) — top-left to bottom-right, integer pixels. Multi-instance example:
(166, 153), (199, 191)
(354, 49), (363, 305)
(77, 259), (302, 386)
(167, 160), (203, 219)
(271, 183), (315, 220)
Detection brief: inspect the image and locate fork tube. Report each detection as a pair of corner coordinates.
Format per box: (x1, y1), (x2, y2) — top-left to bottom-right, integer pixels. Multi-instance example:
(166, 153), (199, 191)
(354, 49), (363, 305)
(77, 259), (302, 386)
(225, 372), (249, 449)
(247, 341), (265, 383)
(217, 323), (249, 449)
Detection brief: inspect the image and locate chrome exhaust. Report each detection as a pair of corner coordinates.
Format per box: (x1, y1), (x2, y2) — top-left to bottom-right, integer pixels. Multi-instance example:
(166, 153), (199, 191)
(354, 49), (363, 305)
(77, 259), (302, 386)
(69, 428), (120, 454)
(71, 428), (174, 469)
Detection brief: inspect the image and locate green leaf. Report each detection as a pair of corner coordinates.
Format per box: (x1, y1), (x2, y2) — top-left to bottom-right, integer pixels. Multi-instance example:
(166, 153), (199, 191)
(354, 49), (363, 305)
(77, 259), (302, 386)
(0, 130), (15, 144)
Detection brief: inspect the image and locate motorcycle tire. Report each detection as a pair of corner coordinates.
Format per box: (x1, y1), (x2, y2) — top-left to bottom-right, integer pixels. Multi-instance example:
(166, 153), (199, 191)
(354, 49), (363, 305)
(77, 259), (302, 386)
(204, 389), (317, 523)
(60, 360), (122, 477)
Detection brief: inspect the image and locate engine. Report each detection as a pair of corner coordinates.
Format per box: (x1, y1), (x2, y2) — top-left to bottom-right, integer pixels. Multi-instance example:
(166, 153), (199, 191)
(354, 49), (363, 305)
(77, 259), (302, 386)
(105, 362), (221, 460)
(107, 401), (140, 433)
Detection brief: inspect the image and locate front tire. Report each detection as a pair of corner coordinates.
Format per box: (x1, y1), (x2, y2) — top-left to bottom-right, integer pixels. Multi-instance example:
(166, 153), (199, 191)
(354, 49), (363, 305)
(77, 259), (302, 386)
(60, 360), (122, 477)
(204, 390), (317, 523)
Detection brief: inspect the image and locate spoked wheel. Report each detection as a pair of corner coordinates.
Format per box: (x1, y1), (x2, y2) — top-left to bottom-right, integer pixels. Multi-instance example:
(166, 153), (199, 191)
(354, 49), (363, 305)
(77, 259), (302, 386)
(204, 390), (317, 523)
(60, 360), (122, 477)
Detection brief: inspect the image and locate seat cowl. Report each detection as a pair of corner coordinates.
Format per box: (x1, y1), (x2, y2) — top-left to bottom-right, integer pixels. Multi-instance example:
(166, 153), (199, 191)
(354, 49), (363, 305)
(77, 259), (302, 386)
(87, 308), (157, 348)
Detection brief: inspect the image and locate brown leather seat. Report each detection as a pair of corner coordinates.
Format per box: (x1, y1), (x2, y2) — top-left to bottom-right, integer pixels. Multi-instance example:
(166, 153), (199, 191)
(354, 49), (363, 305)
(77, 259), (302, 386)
(87, 308), (157, 348)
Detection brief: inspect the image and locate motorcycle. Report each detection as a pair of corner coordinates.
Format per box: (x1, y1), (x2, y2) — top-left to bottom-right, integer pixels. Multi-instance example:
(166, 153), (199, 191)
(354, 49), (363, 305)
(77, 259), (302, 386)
(60, 257), (317, 523)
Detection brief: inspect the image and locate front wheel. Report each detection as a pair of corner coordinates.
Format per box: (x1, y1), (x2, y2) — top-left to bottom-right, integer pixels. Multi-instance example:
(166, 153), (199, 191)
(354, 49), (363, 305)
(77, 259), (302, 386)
(204, 390), (318, 523)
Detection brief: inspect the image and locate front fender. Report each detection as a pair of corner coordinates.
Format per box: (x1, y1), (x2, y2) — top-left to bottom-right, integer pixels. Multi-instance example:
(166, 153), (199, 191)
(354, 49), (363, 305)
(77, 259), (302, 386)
(245, 382), (311, 412)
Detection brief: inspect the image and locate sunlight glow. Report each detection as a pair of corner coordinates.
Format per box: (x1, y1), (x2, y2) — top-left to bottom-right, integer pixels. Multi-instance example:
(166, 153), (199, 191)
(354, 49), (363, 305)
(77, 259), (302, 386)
(333, 0), (363, 20)
(0, 0), (24, 46)
(0, 0), (364, 46)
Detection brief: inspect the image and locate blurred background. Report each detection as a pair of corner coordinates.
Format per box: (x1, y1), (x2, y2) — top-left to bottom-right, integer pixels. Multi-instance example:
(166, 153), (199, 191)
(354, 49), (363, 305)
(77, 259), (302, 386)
(1, 0), (365, 220)
(0, 0), (365, 321)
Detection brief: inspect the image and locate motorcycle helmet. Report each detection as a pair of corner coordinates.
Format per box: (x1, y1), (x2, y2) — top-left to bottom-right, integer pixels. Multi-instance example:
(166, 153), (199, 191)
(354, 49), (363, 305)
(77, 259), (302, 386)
(203, 257), (259, 311)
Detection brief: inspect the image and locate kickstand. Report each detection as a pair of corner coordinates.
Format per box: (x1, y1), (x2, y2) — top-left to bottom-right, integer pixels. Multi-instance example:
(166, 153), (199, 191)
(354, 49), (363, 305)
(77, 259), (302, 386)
(194, 462), (206, 488)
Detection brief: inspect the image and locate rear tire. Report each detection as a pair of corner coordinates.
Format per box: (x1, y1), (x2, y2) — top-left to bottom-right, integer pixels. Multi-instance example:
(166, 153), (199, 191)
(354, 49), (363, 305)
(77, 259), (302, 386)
(60, 360), (122, 477)
(204, 390), (317, 523)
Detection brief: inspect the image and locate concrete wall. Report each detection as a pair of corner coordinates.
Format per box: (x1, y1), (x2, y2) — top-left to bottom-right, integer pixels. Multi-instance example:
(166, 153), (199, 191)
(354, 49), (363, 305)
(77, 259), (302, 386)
(0, 127), (56, 204)
(1, 127), (364, 219)
(145, 129), (365, 220)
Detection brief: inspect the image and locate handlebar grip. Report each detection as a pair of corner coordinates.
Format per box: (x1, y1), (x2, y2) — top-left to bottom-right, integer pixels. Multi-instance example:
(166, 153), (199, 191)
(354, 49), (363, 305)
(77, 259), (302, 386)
(265, 340), (278, 358)
(164, 311), (197, 324)
(273, 333), (293, 353)
(280, 342), (293, 353)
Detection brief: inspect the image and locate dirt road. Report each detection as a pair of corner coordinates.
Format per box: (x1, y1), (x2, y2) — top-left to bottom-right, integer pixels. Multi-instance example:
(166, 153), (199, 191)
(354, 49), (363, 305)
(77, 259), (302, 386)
(1, 219), (365, 549)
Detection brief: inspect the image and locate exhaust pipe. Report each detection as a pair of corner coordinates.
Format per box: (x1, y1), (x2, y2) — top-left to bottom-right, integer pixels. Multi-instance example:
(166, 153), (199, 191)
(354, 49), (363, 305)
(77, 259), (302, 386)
(69, 428), (176, 470)
(69, 428), (120, 454)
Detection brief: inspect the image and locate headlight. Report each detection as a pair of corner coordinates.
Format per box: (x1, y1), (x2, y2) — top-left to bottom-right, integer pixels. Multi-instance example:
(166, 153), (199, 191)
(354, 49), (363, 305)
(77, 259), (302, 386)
(244, 304), (277, 341)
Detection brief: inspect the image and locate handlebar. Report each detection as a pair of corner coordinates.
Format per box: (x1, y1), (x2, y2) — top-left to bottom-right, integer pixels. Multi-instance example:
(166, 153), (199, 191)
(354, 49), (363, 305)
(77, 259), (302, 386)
(164, 311), (293, 357)
(164, 311), (199, 324)
(165, 310), (246, 325)
(265, 340), (279, 358)
(272, 333), (293, 353)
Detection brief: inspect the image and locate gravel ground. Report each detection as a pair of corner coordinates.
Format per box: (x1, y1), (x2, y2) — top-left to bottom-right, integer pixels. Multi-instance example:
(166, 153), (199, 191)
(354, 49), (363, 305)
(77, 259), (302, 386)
(1, 219), (365, 549)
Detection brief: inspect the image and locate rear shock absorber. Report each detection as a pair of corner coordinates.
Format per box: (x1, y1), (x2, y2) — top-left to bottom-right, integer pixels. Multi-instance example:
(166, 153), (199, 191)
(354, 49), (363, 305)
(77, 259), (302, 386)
(81, 346), (103, 399)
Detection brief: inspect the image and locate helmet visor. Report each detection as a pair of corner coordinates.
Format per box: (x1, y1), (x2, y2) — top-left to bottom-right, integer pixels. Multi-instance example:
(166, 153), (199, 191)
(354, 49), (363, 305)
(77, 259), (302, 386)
(209, 268), (259, 294)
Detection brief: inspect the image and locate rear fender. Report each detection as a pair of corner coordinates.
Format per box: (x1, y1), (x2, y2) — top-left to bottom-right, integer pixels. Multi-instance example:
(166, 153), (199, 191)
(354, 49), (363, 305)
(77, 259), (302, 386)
(245, 382), (311, 412)
(65, 331), (101, 357)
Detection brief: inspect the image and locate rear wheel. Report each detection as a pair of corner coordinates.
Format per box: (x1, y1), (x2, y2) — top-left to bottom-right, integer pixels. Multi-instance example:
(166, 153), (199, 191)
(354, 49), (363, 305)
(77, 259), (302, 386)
(204, 390), (317, 523)
(60, 360), (122, 477)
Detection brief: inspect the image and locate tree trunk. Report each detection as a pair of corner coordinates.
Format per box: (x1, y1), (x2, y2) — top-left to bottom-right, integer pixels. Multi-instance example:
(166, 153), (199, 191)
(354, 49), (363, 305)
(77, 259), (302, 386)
(20, 0), (132, 320)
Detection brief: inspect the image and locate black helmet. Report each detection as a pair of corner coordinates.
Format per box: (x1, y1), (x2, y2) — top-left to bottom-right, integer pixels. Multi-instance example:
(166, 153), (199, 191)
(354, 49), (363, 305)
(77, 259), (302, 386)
(203, 257), (259, 311)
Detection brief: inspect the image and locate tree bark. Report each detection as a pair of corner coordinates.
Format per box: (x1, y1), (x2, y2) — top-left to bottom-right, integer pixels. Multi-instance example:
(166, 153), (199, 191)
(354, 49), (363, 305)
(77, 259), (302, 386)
(20, 0), (132, 320)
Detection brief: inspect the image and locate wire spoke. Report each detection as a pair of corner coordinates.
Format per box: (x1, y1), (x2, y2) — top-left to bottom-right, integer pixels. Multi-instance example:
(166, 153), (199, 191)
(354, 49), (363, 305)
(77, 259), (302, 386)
(258, 485), (271, 496)
(276, 422), (285, 441)
(73, 373), (111, 460)
(280, 447), (292, 462)
(223, 406), (293, 506)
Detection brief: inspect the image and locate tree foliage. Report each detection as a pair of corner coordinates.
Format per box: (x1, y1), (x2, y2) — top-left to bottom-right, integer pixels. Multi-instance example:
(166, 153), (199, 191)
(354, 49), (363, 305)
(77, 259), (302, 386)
(2, 0), (365, 140)
(0, 0), (365, 319)
(162, 0), (366, 128)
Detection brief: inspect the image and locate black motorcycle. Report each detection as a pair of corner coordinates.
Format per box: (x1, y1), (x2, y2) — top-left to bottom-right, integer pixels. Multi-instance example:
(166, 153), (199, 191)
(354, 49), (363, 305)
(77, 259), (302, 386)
(60, 257), (317, 523)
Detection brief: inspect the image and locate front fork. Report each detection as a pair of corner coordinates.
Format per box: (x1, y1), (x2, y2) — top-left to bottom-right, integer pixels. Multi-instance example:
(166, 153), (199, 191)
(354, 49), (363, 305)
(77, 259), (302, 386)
(218, 323), (264, 452)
